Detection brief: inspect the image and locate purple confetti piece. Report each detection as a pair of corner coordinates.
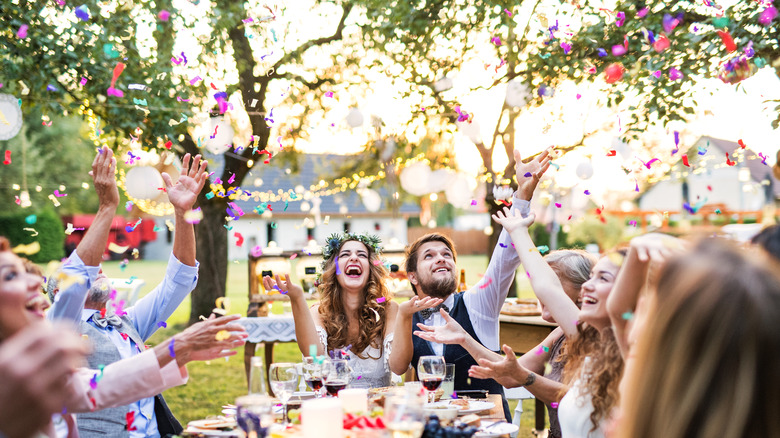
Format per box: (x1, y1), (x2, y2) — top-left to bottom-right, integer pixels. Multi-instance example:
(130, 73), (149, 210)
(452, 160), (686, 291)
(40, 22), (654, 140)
(75, 4), (90, 21)
(157, 321), (167, 328)
(597, 48), (607, 57)
(584, 190), (591, 195)
(499, 243), (508, 248)
(523, 172), (533, 178)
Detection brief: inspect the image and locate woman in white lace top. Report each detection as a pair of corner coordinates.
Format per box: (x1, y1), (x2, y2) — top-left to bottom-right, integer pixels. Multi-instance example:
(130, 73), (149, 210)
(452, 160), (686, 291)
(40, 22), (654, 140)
(263, 232), (441, 388)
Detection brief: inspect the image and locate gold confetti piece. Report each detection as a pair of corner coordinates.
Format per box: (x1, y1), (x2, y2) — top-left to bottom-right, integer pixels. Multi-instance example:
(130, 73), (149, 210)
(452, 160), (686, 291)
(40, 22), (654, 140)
(215, 330), (230, 341)
(65, 223), (75, 235)
(184, 209), (203, 223)
(108, 242), (129, 253)
(324, 215), (330, 225)
(48, 194), (61, 207)
(165, 220), (175, 231)
(215, 297), (231, 312)
(131, 248), (139, 259)
(211, 307), (227, 315)
(12, 242), (40, 255)
(23, 227), (38, 237)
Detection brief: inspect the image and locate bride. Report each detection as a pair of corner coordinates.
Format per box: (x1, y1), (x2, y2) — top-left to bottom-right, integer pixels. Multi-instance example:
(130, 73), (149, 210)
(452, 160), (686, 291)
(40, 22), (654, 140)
(264, 232), (440, 388)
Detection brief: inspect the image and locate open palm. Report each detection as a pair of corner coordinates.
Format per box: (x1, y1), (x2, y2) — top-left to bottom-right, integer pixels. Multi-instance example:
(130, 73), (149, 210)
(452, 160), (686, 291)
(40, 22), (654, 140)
(163, 153), (208, 212)
(492, 207), (535, 233)
(514, 148), (552, 200)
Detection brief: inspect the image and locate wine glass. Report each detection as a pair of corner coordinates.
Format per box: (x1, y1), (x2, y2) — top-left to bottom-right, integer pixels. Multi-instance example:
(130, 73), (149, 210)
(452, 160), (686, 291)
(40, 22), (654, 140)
(236, 394), (273, 438)
(385, 396), (425, 438)
(302, 356), (324, 398)
(248, 356), (268, 395)
(321, 358), (350, 397)
(417, 356), (446, 403)
(269, 363), (298, 426)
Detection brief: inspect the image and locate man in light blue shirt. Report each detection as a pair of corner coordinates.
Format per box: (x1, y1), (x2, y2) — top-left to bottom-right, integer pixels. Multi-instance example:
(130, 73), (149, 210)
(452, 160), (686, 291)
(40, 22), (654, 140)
(48, 148), (208, 438)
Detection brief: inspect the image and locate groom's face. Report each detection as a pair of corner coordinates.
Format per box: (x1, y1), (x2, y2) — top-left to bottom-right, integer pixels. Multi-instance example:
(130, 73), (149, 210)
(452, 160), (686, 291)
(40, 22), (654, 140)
(408, 241), (457, 299)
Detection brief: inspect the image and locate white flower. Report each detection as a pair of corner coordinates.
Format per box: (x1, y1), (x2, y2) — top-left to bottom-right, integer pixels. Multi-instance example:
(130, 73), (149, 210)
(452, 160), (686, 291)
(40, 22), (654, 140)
(493, 185), (514, 202)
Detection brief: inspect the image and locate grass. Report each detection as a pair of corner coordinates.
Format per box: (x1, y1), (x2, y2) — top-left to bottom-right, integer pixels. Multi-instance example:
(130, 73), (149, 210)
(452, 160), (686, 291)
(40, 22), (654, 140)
(97, 256), (544, 437)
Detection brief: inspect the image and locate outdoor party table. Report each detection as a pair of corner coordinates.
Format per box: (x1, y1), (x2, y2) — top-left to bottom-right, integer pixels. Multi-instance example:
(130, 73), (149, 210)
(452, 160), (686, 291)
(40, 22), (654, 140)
(182, 392), (511, 438)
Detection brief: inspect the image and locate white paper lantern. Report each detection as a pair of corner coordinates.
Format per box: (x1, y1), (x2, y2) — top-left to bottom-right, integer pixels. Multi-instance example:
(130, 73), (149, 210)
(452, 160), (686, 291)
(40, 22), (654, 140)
(125, 166), (164, 200)
(400, 162), (432, 196)
(445, 173), (474, 208)
(346, 108), (364, 128)
(204, 116), (235, 154)
(456, 120), (482, 144)
(360, 189), (382, 212)
(433, 76), (453, 92)
(427, 168), (456, 194)
(0, 94), (23, 141)
(576, 161), (594, 180)
(505, 79), (532, 108)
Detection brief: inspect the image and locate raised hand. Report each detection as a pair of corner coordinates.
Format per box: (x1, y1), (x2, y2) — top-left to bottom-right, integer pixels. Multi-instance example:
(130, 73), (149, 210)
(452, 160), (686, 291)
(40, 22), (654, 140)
(263, 274), (304, 301)
(630, 233), (686, 263)
(413, 309), (467, 345)
(399, 295), (444, 318)
(468, 344), (527, 388)
(492, 207), (535, 233)
(88, 146), (119, 209)
(163, 153), (208, 212)
(514, 147), (552, 201)
(173, 314), (248, 363)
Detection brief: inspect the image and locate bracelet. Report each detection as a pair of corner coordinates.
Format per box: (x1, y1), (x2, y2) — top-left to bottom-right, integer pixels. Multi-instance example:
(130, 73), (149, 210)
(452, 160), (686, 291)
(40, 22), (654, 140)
(522, 372), (536, 387)
(168, 339), (176, 358)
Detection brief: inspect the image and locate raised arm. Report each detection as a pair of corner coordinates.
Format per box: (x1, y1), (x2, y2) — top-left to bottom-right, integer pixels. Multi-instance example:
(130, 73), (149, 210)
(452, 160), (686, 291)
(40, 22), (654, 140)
(388, 296), (443, 375)
(607, 233), (684, 358)
(264, 274), (323, 356)
(76, 146), (119, 266)
(162, 153), (207, 267)
(493, 208), (580, 338)
(463, 148), (553, 319)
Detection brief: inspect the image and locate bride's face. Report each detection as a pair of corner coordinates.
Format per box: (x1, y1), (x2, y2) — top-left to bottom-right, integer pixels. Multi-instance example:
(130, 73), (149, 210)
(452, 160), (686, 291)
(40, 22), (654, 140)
(0, 251), (41, 339)
(336, 241), (371, 293)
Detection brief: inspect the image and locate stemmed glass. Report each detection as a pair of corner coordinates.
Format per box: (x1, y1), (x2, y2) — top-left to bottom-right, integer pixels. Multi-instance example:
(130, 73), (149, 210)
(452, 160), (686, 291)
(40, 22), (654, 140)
(236, 394), (273, 438)
(302, 356), (324, 398)
(269, 363), (298, 426)
(385, 396), (425, 438)
(322, 358), (350, 397)
(417, 355), (446, 403)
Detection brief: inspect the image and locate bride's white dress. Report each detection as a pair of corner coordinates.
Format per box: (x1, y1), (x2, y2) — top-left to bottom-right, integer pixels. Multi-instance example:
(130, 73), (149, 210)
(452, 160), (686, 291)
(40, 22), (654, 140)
(315, 326), (393, 388)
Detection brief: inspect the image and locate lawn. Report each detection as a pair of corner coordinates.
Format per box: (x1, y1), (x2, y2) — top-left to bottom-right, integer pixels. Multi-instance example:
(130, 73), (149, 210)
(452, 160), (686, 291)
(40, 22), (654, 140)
(97, 256), (544, 437)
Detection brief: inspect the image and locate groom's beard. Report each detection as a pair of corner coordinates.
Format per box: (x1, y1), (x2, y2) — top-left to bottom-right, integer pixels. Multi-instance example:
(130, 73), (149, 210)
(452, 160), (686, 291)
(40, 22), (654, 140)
(419, 273), (457, 299)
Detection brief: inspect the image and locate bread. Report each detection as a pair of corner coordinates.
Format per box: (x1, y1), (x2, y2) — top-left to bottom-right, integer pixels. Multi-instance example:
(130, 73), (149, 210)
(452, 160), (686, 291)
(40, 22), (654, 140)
(460, 414), (481, 427)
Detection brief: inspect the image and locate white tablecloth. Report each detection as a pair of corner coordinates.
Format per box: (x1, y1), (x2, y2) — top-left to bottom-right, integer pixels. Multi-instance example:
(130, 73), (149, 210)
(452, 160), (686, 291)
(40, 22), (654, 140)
(237, 316), (296, 343)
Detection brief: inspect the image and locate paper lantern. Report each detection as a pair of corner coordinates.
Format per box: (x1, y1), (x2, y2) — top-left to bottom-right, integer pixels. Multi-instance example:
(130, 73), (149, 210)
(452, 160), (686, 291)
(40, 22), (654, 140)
(604, 63), (625, 84)
(444, 173), (474, 208)
(505, 79), (532, 108)
(0, 94), (23, 141)
(360, 189), (382, 212)
(427, 168), (457, 194)
(204, 116), (235, 154)
(576, 161), (594, 180)
(456, 120), (482, 143)
(125, 166), (164, 200)
(400, 162), (432, 196)
(433, 76), (453, 92)
(346, 108), (364, 128)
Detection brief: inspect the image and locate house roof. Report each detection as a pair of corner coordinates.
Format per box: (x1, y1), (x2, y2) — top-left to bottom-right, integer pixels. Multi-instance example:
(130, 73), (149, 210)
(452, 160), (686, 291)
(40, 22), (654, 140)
(223, 153), (421, 216)
(696, 136), (779, 197)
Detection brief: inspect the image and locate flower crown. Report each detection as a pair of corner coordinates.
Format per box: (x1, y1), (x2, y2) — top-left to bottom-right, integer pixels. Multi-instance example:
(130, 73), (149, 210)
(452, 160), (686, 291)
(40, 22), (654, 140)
(321, 232), (383, 262)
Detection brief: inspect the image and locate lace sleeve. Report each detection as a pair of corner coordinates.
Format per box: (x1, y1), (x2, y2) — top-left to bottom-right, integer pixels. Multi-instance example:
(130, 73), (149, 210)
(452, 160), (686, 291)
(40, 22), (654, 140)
(382, 332), (394, 372)
(315, 326), (328, 353)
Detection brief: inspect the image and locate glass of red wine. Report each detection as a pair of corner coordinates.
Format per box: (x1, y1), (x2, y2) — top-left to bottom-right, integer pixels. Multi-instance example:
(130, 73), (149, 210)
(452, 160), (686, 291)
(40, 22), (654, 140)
(303, 356), (324, 398)
(322, 358), (350, 397)
(417, 356), (446, 403)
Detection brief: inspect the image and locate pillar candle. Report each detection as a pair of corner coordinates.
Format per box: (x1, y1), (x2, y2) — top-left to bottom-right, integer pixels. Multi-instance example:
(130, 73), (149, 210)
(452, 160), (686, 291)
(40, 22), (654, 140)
(338, 388), (368, 413)
(302, 398), (343, 438)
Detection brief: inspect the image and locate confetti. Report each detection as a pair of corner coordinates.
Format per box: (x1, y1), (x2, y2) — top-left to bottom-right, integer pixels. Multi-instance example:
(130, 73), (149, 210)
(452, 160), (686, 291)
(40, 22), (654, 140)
(126, 412), (137, 431)
(621, 311), (634, 320)
(290, 253), (297, 260)
(125, 276), (137, 284)
(3, 151), (11, 165)
(536, 245), (550, 254)
(16, 24), (28, 39)
(12, 242), (40, 255)
(376, 297), (386, 303)
(606, 150), (616, 157)
(108, 242), (129, 253)
(250, 245), (263, 257)
(23, 227), (38, 237)
(158, 10), (170, 21)
(478, 277), (493, 289)
(24, 214), (37, 224)
(184, 207), (203, 224)
(682, 155), (691, 167)
(629, 220), (637, 227)
(168, 339), (176, 358)
(215, 330), (230, 341)
(107, 62), (126, 97)
(53, 189), (67, 197)
(75, 4), (90, 21)
(234, 232), (244, 247)
(157, 321), (167, 328)
(554, 202), (562, 208)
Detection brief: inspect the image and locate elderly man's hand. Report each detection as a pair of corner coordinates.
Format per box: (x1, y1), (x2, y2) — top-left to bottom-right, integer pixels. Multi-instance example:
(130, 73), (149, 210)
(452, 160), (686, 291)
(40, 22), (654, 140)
(88, 146), (119, 209)
(163, 153), (208, 213)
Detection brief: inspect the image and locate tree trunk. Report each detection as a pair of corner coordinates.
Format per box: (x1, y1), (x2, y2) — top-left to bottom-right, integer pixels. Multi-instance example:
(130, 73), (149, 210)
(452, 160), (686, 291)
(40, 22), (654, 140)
(189, 195), (229, 324)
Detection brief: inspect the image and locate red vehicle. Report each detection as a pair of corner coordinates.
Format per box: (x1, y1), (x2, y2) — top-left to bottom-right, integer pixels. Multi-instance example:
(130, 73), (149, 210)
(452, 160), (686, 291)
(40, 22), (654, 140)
(62, 214), (157, 260)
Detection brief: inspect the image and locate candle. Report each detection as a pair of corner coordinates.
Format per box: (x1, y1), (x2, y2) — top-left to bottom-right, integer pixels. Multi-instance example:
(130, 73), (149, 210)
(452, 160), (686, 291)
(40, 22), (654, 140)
(302, 398), (343, 438)
(338, 388), (368, 413)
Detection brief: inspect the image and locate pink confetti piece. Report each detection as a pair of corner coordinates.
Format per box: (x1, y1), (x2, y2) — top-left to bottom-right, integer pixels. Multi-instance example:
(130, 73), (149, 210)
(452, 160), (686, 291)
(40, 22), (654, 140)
(189, 76), (202, 85)
(106, 62), (125, 97)
(289, 253), (297, 260)
(376, 297), (386, 303)
(555, 202), (562, 208)
(250, 245), (263, 257)
(158, 10), (170, 21)
(478, 277), (493, 289)
(17, 24), (28, 39)
(471, 199), (477, 206)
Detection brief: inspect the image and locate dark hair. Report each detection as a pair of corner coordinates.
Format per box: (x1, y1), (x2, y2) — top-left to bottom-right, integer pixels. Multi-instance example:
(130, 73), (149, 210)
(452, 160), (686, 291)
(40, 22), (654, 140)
(751, 225), (780, 262)
(404, 233), (457, 294)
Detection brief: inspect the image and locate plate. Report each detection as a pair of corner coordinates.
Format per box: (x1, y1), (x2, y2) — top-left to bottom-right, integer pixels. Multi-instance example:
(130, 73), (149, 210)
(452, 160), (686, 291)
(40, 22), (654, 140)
(187, 417), (237, 430)
(292, 391), (315, 399)
(425, 400), (495, 415)
(475, 421), (519, 437)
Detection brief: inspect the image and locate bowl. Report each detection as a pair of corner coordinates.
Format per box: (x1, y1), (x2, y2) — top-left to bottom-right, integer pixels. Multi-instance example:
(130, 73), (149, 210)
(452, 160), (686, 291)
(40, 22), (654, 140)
(423, 406), (459, 422)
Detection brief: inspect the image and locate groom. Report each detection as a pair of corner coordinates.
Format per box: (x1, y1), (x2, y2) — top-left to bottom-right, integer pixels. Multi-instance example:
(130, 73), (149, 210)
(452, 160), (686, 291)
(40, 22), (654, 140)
(391, 149), (551, 422)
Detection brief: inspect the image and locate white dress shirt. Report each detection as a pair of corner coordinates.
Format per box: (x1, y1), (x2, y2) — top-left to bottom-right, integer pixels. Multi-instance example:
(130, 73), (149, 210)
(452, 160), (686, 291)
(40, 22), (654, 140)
(421, 199), (529, 355)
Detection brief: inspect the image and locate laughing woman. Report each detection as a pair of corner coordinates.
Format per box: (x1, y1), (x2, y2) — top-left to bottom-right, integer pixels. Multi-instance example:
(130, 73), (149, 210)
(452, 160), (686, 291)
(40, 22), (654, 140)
(265, 233), (440, 388)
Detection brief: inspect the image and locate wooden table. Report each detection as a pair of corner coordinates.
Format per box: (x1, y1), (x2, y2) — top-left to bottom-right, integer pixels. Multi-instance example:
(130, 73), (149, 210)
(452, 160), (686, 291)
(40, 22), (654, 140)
(499, 314), (557, 433)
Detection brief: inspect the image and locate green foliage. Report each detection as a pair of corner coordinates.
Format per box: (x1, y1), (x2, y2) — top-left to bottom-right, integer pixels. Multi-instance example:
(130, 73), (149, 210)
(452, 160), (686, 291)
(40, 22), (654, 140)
(0, 209), (64, 263)
(566, 214), (627, 251)
(0, 113), (99, 214)
(528, 221), (568, 249)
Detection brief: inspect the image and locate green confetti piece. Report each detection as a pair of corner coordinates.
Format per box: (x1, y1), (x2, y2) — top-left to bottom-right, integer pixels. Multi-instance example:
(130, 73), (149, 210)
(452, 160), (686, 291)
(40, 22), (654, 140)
(309, 344), (317, 357)
(205, 192), (215, 200)
(271, 222), (277, 229)
(536, 245), (550, 254)
(24, 215), (37, 224)
(622, 311), (634, 321)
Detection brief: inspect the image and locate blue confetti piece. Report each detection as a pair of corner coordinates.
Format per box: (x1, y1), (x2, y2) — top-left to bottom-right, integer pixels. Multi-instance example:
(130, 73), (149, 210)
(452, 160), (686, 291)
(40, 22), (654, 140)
(157, 321), (167, 328)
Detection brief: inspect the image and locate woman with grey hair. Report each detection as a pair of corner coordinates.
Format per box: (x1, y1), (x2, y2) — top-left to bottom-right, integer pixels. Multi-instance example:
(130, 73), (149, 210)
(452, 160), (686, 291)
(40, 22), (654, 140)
(414, 249), (596, 438)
